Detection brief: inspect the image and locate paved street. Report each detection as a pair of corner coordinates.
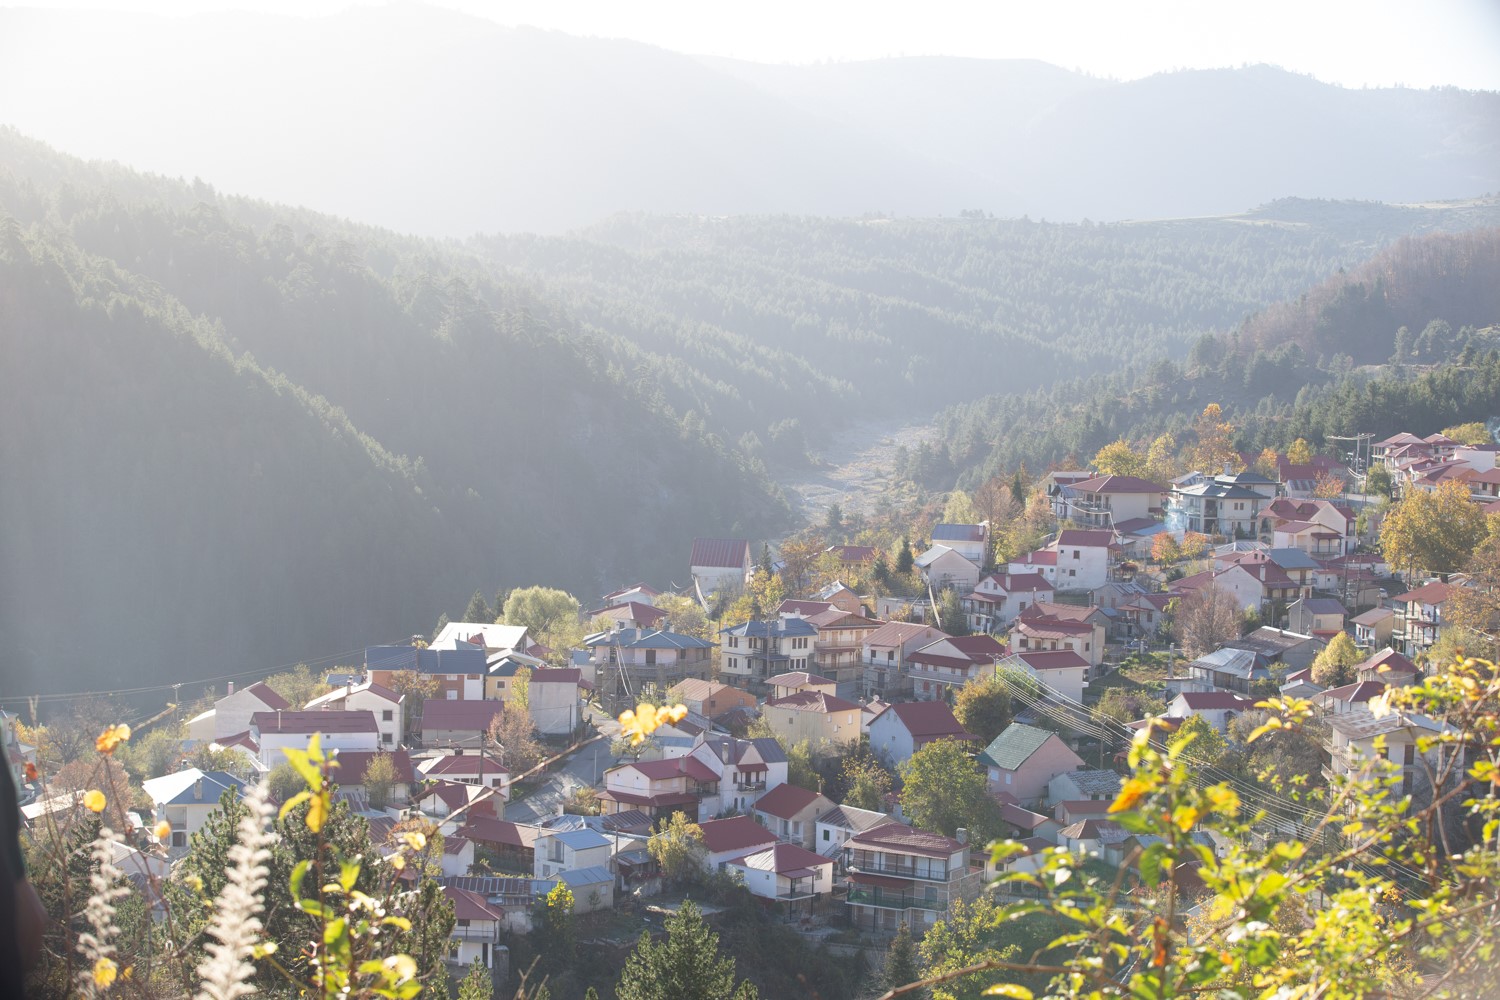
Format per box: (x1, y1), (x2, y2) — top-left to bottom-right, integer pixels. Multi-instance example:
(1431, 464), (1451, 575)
(503, 707), (621, 824)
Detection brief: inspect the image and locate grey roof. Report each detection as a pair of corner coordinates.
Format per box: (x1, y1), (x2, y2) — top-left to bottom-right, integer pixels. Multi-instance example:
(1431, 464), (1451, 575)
(365, 644), (487, 675)
(584, 628), (714, 650)
(932, 524), (987, 542)
(1294, 598), (1347, 615)
(1189, 647), (1267, 680)
(719, 618), (818, 639)
(913, 544), (958, 568)
(1218, 471), (1279, 485)
(815, 804), (889, 833)
(557, 865), (614, 887)
(1174, 483), (1267, 500)
(1268, 548), (1321, 570)
(547, 829), (611, 851)
(978, 723), (1057, 771)
(1058, 769), (1122, 796)
(696, 735), (788, 765)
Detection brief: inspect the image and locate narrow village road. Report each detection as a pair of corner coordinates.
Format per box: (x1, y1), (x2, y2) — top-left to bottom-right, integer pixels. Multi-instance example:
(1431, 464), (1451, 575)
(503, 708), (621, 824)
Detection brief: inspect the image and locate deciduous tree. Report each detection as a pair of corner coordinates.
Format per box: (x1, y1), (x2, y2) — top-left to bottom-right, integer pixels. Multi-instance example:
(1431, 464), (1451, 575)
(646, 813), (706, 887)
(1092, 438), (1145, 477)
(897, 738), (999, 843)
(1380, 479), (1488, 578)
(1310, 631), (1363, 687)
(1171, 587), (1242, 658)
(489, 707), (542, 774)
(616, 900), (758, 1000)
(1441, 421), (1491, 446)
(502, 586), (582, 637)
(1191, 403), (1241, 474)
(952, 676), (1012, 744)
(1286, 438), (1314, 464)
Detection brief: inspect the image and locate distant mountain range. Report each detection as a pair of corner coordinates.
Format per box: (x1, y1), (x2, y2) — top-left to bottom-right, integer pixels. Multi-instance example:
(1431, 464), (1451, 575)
(1, 5), (1496, 235)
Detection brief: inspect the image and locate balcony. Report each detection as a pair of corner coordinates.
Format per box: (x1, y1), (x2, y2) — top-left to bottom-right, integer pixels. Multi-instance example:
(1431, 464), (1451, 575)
(846, 855), (964, 882)
(846, 887), (931, 910)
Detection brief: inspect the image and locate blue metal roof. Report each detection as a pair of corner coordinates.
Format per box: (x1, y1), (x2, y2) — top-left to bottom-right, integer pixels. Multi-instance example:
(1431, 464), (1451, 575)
(364, 645), (487, 675)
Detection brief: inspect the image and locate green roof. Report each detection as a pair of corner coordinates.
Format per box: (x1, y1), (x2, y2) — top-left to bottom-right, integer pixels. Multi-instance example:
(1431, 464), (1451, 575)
(978, 723), (1056, 771)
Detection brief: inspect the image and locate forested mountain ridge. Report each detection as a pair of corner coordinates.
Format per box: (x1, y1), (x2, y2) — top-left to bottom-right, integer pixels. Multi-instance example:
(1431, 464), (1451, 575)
(924, 226), (1500, 487)
(1, 5), (1496, 235)
(477, 201), (1500, 461)
(0, 132), (789, 696)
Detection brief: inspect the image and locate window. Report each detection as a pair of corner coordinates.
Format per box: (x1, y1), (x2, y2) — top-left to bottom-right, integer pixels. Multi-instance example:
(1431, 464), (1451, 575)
(1073, 550), (1081, 560)
(823, 829), (830, 841)
(1005, 773), (1012, 785)
(446, 690), (457, 700)
(382, 709), (394, 721)
(382, 733), (393, 744)
(1068, 569), (1076, 577)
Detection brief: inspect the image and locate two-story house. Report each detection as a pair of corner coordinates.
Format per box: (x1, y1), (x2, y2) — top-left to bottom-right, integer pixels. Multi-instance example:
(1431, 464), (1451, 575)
(719, 616), (820, 693)
(250, 710), (380, 767)
(1048, 529), (1115, 591)
(868, 701), (975, 768)
(914, 545), (982, 592)
(1324, 707), (1454, 796)
(1287, 597), (1347, 641)
(186, 681), (292, 744)
(1168, 477), (1278, 539)
(141, 769), (247, 848)
(930, 523), (990, 565)
(861, 622), (949, 700)
(724, 843), (835, 915)
(584, 627), (715, 710)
(962, 572), (1053, 633)
(908, 633), (1009, 701)
(762, 690), (863, 751)
(1011, 603), (1108, 670)
(1392, 580), (1453, 657)
(844, 823), (982, 936)
(690, 538), (754, 598)
(304, 679), (404, 748)
(366, 644), (489, 702)
(751, 783), (835, 850)
(533, 828), (612, 880)
(977, 723), (1085, 804)
(997, 649), (1090, 704)
(1050, 475), (1167, 528)
(667, 678), (757, 720)
(802, 609), (884, 693)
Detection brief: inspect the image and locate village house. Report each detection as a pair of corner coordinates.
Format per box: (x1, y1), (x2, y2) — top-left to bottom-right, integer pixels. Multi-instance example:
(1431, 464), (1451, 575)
(1350, 607), (1397, 648)
(442, 886), (505, 971)
(1165, 691), (1256, 733)
(766, 670), (836, 699)
(962, 571), (1054, 633)
(583, 627), (715, 709)
(141, 769), (247, 848)
(418, 750), (509, 791)
(1050, 474), (1167, 528)
(418, 700), (506, 749)
(1008, 546), (1059, 585)
(719, 616), (819, 692)
(1391, 580), (1453, 657)
(843, 822), (982, 936)
(690, 538), (754, 598)
(587, 601), (669, 631)
(1314, 680), (1388, 716)
(1011, 602), (1107, 669)
(1119, 591), (1174, 640)
(993, 792), (1063, 844)
(751, 783), (836, 849)
(304, 678), (404, 748)
(1356, 648), (1421, 686)
(415, 781), (499, 821)
(1286, 597), (1348, 641)
(1047, 769), (1122, 805)
(700, 815), (779, 871)
(601, 734), (789, 820)
(667, 678), (757, 720)
(1277, 457), (1352, 499)
(250, 710), (380, 766)
(908, 633), (1009, 701)
(1324, 709), (1454, 796)
(996, 649), (1090, 704)
(869, 701), (975, 768)
(1184, 647), (1271, 695)
(826, 545), (879, 577)
(330, 750), (417, 808)
(802, 608), (884, 693)
(366, 643), (489, 702)
(186, 681), (291, 744)
(527, 668), (584, 736)
(1048, 529), (1116, 591)
(861, 621), (949, 700)
(914, 544), (982, 592)
(762, 689), (862, 750)
(814, 804), (891, 859)
(977, 723), (1085, 805)
(930, 523), (990, 565)
(724, 843), (835, 914)
(1227, 627), (1326, 673)
(533, 827), (612, 880)
(1167, 469), (1280, 539)
(601, 583), (662, 608)
(814, 580), (868, 615)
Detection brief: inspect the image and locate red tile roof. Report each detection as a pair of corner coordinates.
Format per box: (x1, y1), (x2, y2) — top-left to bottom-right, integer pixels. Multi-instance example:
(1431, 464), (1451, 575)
(245, 682), (291, 711)
(725, 842), (831, 876)
(1070, 475), (1167, 494)
(848, 821), (964, 859)
(1056, 529), (1115, 548)
(751, 783), (827, 820)
(882, 701), (972, 740)
(420, 700), (507, 732)
(1395, 581), (1453, 605)
(531, 669), (581, 685)
(1174, 692), (1255, 711)
(765, 691), (861, 714)
(334, 750), (415, 784)
(252, 710), (378, 734)
(691, 538), (750, 569)
(699, 816), (777, 854)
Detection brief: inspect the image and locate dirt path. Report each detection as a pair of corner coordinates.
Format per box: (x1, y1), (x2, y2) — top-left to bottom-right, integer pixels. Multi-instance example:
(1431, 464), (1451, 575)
(778, 418), (939, 523)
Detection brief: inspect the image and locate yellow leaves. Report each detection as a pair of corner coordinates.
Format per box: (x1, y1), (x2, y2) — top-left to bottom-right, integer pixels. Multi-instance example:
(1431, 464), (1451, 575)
(154, 820), (172, 841)
(618, 702), (689, 746)
(95, 723), (131, 754)
(983, 986), (1033, 999)
(1111, 777), (1152, 813)
(381, 954), (417, 982)
(1205, 785), (1240, 817)
(400, 831), (427, 852)
(92, 957), (118, 989)
(1172, 806), (1200, 833)
(388, 853), (406, 871)
(83, 789), (107, 813)
(279, 733), (336, 832)
(24, 762), (38, 783)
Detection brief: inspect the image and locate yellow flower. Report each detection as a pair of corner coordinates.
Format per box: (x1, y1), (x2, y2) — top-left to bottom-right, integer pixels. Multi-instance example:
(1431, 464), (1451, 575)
(617, 702), (689, 746)
(83, 789), (107, 813)
(92, 957), (118, 989)
(154, 820), (172, 841)
(95, 724), (132, 754)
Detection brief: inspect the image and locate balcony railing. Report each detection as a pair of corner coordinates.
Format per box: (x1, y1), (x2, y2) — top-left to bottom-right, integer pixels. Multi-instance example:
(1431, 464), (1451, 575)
(846, 887), (945, 910)
(846, 857), (963, 882)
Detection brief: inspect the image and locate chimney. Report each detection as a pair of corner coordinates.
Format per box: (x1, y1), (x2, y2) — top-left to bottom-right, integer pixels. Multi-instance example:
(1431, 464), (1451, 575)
(956, 828), (969, 845)
(277, 710), (282, 729)
(194, 777), (203, 800)
(226, 681), (235, 696)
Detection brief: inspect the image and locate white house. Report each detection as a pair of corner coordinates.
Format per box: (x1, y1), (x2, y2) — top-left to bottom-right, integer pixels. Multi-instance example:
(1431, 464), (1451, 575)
(724, 843), (834, 913)
(249, 710), (380, 767)
(699, 815), (778, 871)
(1325, 708), (1454, 796)
(962, 572), (1053, 633)
(930, 523), (990, 565)
(444, 886), (505, 970)
(750, 783), (835, 850)
(304, 679), (404, 748)
(418, 751), (510, 792)
(533, 828), (612, 880)
(813, 804), (891, 859)
(528, 668), (584, 736)
(141, 769), (246, 848)
(861, 621), (950, 700)
(1050, 529), (1115, 591)
(1050, 475), (1166, 528)
(907, 633), (1009, 702)
(187, 681), (292, 743)
(997, 650), (1090, 704)
(868, 701), (974, 769)
(914, 545), (982, 592)
(690, 538), (754, 598)
(1165, 691), (1256, 733)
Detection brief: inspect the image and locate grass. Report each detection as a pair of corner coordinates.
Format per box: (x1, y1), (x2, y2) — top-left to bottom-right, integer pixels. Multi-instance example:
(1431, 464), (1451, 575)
(1090, 651), (1175, 698)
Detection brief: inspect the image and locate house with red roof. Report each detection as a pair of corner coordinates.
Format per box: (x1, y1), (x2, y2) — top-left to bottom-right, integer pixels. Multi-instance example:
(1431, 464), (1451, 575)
(419, 751), (508, 794)
(250, 710), (380, 765)
(1047, 529), (1117, 591)
(1008, 546), (1060, 585)
(418, 699), (506, 749)
(962, 571), (1054, 633)
(724, 842), (835, 913)
(751, 783), (835, 849)
(667, 678), (757, 720)
(599, 755), (722, 823)
(1314, 681), (1388, 716)
(1392, 580), (1454, 656)
(763, 689), (862, 750)
(861, 621), (949, 700)
(699, 815), (778, 870)
(998, 649), (1091, 704)
(187, 680), (292, 744)
(1012, 602), (1108, 669)
(1165, 691), (1256, 733)
(690, 538), (754, 598)
(1050, 474), (1167, 528)
(588, 601), (669, 631)
(305, 678), (405, 748)
(802, 608), (883, 692)
(1356, 648), (1419, 686)
(328, 750), (416, 808)
(908, 634), (1009, 701)
(843, 822), (981, 936)
(868, 701), (975, 768)
(442, 886), (506, 970)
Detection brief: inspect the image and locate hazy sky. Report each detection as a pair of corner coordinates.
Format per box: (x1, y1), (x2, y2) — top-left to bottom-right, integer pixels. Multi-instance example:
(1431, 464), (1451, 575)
(11, 0), (1500, 90)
